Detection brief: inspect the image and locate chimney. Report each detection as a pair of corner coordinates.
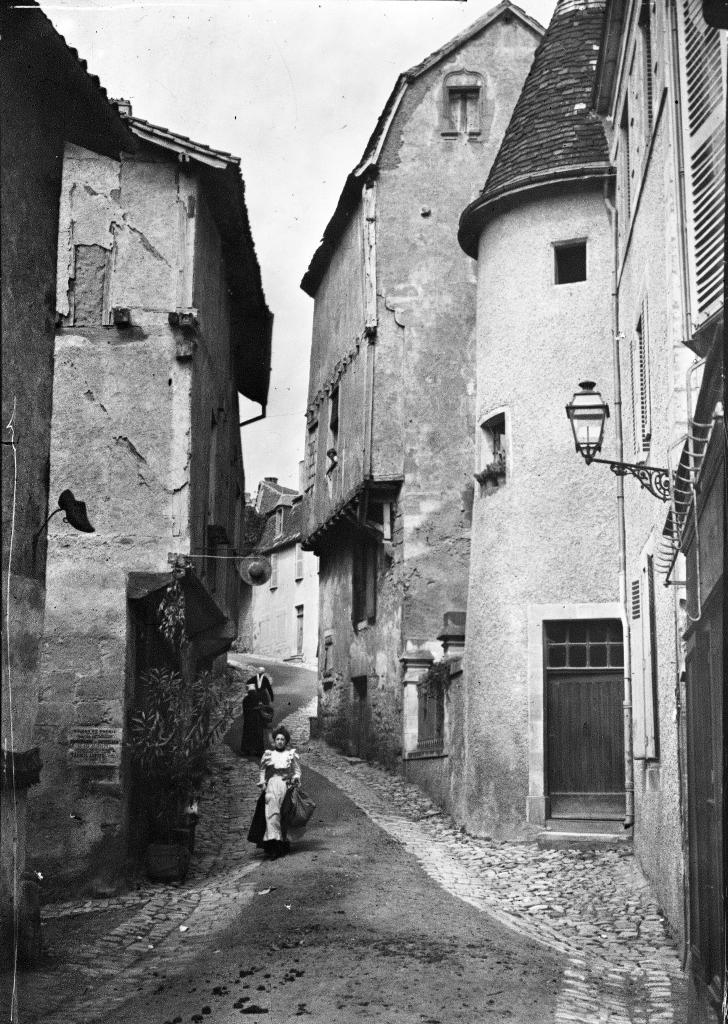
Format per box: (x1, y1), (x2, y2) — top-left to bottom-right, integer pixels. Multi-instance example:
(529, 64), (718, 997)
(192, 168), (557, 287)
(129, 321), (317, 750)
(264, 477), (278, 484)
(112, 98), (133, 117)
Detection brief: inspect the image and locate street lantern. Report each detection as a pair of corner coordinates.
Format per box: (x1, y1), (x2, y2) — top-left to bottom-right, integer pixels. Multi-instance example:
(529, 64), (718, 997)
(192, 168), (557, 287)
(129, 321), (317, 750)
(564, 380), (672, 502)
(565, 380), (610, 465)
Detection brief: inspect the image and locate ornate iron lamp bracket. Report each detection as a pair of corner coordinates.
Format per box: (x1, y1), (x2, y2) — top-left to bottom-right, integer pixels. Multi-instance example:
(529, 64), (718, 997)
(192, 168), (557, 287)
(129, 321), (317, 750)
(590, 458), (672, 501)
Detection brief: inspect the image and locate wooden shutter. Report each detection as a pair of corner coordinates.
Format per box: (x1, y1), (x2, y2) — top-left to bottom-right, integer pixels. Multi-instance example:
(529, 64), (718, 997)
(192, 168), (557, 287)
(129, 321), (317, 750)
(631, 577), (646, 758)
(627, 335), (640, 457)
(638, 297), (652, 452)
(295, 543), (304, 580)
(644, 555), (660, 759)
(679, 0), (726, 321)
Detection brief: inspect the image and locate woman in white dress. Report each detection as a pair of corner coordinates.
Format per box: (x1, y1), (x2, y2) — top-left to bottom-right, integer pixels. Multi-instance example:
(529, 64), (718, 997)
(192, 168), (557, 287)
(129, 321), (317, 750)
(257, 725), (301, 858)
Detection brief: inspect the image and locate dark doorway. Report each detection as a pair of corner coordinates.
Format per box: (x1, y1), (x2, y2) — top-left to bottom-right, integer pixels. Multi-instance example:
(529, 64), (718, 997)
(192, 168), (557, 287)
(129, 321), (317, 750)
(351, 675), (370, 758)
(545, 619), (625, 819)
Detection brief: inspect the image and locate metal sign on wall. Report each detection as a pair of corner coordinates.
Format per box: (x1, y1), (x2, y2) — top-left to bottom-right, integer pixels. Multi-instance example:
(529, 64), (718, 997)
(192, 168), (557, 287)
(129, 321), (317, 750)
(68, 726), (123, 767)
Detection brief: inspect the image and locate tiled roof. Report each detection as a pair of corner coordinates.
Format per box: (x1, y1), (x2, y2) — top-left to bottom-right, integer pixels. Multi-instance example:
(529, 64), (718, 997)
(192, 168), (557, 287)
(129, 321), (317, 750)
(3, 1), (134, 158)
(255, 480), (299, 517)
(459, 0), (611, 257)
(301, 1), (544, 297)
(256, 499), (303, 553)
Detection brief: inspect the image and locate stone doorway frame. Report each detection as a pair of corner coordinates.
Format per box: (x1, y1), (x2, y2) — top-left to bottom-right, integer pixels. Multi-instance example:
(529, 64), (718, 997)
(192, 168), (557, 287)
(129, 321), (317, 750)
(526, 601), (625, 824)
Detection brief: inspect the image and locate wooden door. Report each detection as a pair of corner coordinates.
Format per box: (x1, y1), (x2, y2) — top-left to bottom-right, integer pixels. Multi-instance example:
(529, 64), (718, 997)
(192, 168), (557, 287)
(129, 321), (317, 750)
(545, 620), (625, 819)
(685, 617), (723, 996)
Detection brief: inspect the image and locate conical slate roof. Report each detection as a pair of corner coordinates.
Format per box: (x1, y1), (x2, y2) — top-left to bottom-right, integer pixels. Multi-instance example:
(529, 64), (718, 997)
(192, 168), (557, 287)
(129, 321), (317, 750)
(459, 0), (611, 257)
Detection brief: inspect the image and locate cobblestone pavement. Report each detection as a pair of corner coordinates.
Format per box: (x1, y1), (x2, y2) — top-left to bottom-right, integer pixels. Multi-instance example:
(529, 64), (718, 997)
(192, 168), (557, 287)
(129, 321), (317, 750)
(29, 699), (686, 1024)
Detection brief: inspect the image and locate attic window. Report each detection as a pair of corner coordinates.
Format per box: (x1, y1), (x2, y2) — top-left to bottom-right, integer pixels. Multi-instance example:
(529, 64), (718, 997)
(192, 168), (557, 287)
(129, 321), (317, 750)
(442, 71), (483, 137)
(554, 240), (587, 284)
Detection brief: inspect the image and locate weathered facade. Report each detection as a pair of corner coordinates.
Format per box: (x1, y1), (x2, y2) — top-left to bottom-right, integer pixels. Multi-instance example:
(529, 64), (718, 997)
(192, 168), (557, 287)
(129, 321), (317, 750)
(301, 2), (543, 779)
(239, 480), (319, 664)
(0, 3), (132, 962)
(458, 0), (621, 839)
(27, 108), (272, 895)
(594, 0), (725, 1014)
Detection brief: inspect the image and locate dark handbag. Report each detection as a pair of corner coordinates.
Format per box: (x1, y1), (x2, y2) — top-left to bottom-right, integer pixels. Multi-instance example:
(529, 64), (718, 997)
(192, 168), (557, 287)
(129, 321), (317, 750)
(247, 791), (267, 844)
(281, 786), (316, 830)
(258, 702), (274, 726)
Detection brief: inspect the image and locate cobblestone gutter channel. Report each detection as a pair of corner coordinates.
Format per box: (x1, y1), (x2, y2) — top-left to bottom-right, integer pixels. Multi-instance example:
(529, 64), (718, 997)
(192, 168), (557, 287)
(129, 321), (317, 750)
(33, 700), (685, 1024)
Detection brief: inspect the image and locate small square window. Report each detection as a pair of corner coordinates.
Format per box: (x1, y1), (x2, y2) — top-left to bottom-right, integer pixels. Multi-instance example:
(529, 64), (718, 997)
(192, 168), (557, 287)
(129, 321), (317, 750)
(554, 241), (587, 284)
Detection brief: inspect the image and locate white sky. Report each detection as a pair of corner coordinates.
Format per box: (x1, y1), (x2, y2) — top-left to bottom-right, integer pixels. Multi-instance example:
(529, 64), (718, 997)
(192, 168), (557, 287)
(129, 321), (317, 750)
(40, 0), (556, 495)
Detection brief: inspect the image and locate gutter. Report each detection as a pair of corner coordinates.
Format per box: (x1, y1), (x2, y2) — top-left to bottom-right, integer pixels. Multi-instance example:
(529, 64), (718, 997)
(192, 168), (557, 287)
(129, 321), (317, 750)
(240, 406), (267, 428)
(604, 188), (634, 830)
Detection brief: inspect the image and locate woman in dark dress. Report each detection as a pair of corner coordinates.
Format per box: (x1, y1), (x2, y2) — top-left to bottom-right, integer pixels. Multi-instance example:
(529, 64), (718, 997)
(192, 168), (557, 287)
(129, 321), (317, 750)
(240, 680), (271, 758)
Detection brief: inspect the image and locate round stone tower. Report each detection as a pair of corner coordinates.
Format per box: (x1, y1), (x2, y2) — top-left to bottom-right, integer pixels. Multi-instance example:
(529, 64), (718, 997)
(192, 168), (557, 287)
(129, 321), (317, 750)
(455, 0), (624, 838)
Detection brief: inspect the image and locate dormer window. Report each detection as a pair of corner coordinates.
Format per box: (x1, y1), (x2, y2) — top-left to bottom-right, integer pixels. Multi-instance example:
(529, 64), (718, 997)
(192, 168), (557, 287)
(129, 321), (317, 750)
(442, 71), (483, 137)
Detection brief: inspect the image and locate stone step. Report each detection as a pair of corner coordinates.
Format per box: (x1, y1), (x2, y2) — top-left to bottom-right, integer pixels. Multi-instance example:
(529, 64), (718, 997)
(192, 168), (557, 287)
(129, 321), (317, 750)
(537, 829), (632, 850)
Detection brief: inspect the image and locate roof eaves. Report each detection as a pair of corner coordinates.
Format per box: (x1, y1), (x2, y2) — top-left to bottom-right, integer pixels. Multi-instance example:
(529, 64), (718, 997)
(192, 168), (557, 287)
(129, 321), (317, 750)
(127, 117), (240, 169)
(591, 0), (626, 115)
(458, 162), (614, 257)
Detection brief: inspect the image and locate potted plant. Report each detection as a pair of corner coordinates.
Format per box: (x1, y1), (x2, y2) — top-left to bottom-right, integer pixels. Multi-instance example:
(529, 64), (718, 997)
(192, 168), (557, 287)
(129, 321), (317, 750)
(127, 665), (233, 882)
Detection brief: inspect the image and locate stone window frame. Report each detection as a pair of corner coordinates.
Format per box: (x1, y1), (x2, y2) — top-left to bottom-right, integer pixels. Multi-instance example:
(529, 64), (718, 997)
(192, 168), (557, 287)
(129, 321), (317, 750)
(441, 69), (485, 138)
(526, 601), (625, 825)
(475, 407), (510, 490)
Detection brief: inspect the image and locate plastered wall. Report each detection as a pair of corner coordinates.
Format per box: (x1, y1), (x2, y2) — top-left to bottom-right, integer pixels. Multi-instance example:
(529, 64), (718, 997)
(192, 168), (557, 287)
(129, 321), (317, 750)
(459, 186), (619, 838)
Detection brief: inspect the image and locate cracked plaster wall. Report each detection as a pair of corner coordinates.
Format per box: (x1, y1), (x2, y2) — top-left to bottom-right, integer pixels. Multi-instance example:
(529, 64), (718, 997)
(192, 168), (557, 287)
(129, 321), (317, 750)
(29, 143), (245, 892)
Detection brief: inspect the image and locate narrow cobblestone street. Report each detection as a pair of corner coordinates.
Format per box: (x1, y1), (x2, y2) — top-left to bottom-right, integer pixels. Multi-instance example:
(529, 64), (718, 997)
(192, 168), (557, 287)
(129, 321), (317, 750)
(2, 688), (688, 1023)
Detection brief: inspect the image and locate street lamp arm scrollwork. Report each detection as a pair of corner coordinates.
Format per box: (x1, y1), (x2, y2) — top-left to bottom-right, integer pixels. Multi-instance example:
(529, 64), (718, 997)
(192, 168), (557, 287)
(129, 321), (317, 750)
(565, 381), (672, 502)
(582, 456), (672, 502)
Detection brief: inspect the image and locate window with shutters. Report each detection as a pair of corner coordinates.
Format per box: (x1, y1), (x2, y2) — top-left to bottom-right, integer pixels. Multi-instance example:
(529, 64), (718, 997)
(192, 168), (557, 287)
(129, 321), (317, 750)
(441, 71), (484, 137)
(631, 547), (660, 759)
(678, 0), (726, 322)
(629, 297), (652, 458)
(617, 100), (632, 246)
(294, 543), (304, 581)
(269, 551), (278, 590)
(352, 538), (378, 627)
(639, 0), (654, 139)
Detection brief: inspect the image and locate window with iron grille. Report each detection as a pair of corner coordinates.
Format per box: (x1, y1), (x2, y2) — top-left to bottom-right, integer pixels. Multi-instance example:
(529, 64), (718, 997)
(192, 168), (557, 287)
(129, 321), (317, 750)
(417, 677), (445, 755)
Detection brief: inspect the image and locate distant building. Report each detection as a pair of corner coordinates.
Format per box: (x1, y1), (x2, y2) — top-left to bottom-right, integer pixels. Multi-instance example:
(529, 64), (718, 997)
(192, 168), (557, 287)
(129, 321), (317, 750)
(27, 105), (272, 895)
(301, 1), (543, 765)
(0, 2), (132, 962)
(240, 479), (319, 665)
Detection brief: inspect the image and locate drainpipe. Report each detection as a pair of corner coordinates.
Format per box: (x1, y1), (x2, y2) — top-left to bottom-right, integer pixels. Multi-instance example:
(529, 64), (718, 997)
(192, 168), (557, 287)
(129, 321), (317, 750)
(604, 188), (634, 829)
(239, 405), (267, 428)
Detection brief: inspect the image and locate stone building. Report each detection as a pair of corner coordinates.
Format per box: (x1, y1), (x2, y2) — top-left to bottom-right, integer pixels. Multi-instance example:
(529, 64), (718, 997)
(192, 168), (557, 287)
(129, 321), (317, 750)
(593, 0), (725, 1015)
(27, 106), (272, 895)
(301, 2), (543, 769)
(239, 479), (319, 664)
(457, 0), (621, 839)
(0, 3), (132, 962)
